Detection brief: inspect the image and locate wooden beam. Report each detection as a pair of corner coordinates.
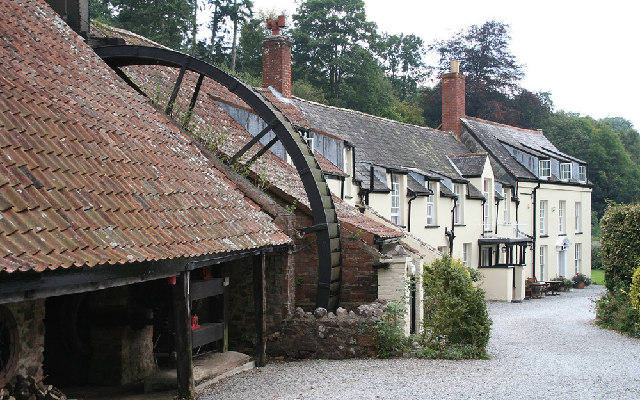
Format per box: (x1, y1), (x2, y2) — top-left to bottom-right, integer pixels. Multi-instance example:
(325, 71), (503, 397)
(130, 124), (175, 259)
(165, 65), (187, 115)
(173, 271), (194, 399)
(253, 253), (266, 367)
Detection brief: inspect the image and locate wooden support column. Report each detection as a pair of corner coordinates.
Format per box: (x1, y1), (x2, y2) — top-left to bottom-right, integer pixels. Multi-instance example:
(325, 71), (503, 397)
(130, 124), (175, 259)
(173, 271), (195, 399)
(253, 253), (266, 367)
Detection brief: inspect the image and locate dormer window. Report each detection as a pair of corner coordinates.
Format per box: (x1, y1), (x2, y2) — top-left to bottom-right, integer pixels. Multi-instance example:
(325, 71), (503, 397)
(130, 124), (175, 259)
(578, 165), (586, 182)
(560, 163), (572, 181)
(539, 159), (551, 179)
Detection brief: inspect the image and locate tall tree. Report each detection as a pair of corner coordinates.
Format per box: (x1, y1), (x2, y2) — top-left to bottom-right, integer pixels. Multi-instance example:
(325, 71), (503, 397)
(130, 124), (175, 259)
(227, 0), (253, 73)
(236, 17), (266, 77)
(374, 33), (427, 99)
(208, 0), (230, 63)
(292, 0), (376, 99)
(101, 0), (196, 50)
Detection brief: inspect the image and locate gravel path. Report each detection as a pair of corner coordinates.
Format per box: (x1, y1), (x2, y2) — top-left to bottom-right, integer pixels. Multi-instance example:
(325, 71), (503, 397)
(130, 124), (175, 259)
(201, 285), (640, 399)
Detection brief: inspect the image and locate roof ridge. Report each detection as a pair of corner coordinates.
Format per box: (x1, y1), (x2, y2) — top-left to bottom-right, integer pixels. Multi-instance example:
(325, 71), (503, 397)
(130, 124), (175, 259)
(463, 116), (543, 135)
(450, 152), (488, 158)
(292, 96), (454, 136)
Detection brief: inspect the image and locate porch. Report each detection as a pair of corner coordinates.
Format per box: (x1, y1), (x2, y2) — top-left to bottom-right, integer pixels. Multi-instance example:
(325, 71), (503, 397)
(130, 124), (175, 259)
(477, 237), (532, 302)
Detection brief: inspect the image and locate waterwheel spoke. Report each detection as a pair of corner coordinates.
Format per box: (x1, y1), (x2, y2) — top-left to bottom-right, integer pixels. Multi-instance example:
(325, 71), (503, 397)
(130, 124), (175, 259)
(165, 65), (187, 115)
(246, 137), (279, 166)
(183, 74), (204, 126)
(229, 119), (280, 165)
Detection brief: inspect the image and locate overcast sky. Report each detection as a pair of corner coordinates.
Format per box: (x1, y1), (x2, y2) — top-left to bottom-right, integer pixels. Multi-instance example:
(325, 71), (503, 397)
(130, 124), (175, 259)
(210, 0), (640, 128)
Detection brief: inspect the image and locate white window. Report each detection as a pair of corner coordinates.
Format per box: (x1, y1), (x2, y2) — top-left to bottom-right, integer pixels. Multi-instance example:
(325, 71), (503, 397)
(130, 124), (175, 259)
(539, 159), (551, 179)
(344, 148), (353, 198)
(463, 243), (471, 266)
(578, 165), (586, 182)
(575, 202), (582, 233)
(390, 174), (400, 225)
(560, 163), (572, 180)
(481, 247), (491, 266)
(539, 245), (547, 281)
(539, 200), (548, 236)
(483, 178), (491, 232)
(574, 243), (582, 274)
(454, 183), (463, 224)
(559, 200), (566, 234)
(503, 188), (510, 224)
(426, 181), (435, 226)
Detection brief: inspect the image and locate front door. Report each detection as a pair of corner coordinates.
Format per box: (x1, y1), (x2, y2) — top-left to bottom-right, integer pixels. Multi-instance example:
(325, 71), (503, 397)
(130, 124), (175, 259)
(558, 249), (566, 277)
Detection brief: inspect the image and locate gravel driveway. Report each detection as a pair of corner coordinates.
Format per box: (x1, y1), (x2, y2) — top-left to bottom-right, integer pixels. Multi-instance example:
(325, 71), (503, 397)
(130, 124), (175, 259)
(201, 285), (640, 399)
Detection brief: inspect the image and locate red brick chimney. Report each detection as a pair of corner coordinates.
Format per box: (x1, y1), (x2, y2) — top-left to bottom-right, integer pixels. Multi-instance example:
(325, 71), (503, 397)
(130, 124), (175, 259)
(262, 16), (292, 98)
(441, 60), (466, 139)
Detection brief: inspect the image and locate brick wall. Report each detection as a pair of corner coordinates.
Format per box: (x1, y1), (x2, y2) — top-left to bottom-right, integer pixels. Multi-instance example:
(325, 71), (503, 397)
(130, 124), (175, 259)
(6, 299), (45, 381)
(287, 205), (380, 310)
(441, 72), (465, 139)
(262, 36), (292, 98)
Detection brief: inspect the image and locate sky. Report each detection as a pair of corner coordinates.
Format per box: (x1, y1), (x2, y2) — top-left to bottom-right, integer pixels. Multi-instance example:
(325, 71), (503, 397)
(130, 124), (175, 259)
(204, 0), (640, 128)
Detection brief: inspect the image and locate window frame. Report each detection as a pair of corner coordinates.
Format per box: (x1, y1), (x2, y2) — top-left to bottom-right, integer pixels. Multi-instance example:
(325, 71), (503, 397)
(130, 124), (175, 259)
(454, 183), (464, 225)
(574, 243), (582, 274)
(575, 201), (582, 233)
(578, 165), (586, 182)
(539, 200), (548, 236)
(539, 159), (551, 179)
(463, 243), (471, 266)
(426, 181), (435, 226)
(503, 188), (510, 224)
(483, 178), (492, 232)
(390, 173), (401, 225)
(560, 163), (572, 181)
(539, 245), (547, 281)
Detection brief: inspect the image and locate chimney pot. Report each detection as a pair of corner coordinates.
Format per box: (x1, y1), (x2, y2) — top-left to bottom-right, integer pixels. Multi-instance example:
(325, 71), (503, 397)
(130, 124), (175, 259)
(450, 60), (460, 74)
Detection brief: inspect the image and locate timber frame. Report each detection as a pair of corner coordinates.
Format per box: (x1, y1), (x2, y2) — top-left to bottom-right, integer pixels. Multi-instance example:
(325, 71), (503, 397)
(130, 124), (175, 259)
(93, 45), (342, 310)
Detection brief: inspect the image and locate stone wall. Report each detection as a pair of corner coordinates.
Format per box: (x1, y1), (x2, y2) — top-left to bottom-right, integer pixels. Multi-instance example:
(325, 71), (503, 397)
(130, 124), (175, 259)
(268, 302), (387, 359)
(6, 299), (45, 381)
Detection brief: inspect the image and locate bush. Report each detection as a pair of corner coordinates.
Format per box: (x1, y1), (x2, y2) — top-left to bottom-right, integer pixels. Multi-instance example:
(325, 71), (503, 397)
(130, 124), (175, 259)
(594, 289), (640, 337)
(630, 266), (640, 317)
(601, 203), (640, 290)
(372, 300), (408, 359)
(421, 255), (492, 359)
(572, 273), (592, 286)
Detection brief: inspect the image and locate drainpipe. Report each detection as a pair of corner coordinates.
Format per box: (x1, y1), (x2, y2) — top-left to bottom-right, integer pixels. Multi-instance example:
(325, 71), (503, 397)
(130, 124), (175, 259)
(531, 181), (541, 279)
(495, 197), (501, 234)
(340, 176), (345, 199)
(445, 196), (457, 256)
(367, 164), (374, 205)
(481, 198), (486, 237)
(407, 193), (417, 232)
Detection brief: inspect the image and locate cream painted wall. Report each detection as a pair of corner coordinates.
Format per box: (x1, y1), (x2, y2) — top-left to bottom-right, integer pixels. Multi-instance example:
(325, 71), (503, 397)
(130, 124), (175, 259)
(480, 267), (514, 301)
(326, 176), (343, 199)
(518, 181), (592, 280)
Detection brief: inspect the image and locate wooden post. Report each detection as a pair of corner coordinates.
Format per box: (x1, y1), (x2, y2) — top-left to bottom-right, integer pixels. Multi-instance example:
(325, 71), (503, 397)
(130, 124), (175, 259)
(253, 253), (266, 367)
(173, 271), (195, 399)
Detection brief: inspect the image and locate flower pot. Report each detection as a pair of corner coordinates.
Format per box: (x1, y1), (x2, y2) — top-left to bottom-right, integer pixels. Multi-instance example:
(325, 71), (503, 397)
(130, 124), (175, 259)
(576, 281), (586, 289)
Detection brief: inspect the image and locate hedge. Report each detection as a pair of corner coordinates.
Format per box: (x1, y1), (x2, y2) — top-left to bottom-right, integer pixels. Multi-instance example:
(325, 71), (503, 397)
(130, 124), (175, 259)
(600, 203), (640, 290)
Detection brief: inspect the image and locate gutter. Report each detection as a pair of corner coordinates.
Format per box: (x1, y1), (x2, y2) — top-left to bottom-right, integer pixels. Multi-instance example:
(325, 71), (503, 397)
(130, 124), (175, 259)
(445, 196), (457, 256)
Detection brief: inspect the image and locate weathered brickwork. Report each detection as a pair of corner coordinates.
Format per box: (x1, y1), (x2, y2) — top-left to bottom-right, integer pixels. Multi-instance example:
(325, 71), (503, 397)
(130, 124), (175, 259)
(441, 72), (466, 139)
(7, 300), (45, 380)
(262, 36), (292, 98)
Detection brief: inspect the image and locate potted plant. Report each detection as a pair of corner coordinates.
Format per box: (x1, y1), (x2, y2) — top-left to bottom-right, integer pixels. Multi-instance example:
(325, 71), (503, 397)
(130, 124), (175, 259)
(551, 276), (573, 291)
(571, 273), (591, 289)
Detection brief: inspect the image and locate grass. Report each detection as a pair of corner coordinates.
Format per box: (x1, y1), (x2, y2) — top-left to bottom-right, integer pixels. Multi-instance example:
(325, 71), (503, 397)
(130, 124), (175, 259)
(591, 269), (605, 285)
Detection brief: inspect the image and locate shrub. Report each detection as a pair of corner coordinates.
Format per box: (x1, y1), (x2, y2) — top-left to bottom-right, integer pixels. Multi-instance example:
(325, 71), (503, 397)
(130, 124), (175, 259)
(372, 300), (408, 359)
(572, 273), (592, 286)
(421, 255), (492, 359)
(601, 203), (640, 290)
(630, 266), (640, 317)
(594, 289), (640, 337)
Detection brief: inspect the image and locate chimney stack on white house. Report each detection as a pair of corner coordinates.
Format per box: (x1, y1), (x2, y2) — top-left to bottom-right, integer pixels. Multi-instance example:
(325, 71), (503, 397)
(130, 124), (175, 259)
(262, 16), (292, 98)
(441, 59), (466, 140)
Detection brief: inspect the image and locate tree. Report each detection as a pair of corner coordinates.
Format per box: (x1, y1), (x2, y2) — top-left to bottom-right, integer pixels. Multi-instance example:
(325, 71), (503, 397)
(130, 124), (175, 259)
(100, 0), (196, 50)
(207, 0), (230, 64)
(227, 0), (253, 73)
(89, 0), (112, 22)
(235, 17), (265, 78)
(601, 117), (640, 166)
(374, 33), (427, 99)
(292, 0), (376, 99)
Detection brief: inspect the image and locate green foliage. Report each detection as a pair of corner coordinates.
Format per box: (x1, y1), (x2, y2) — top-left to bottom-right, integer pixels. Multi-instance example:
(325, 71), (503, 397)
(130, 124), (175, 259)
(91, 0), (197, 50)
(591, 269), (605, 286)
(421, 255), (491, 359)
(600, 203), (640, 290)
(571, 273), (591, 286)
(372, 300), (408, 359)
(292, 80), (326, 103)
(594, 289), (640, 337)
(630, 266), (640, 317)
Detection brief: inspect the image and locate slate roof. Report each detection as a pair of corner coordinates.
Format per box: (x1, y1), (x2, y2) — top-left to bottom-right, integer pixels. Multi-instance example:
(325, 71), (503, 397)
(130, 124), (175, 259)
(449, 154), (487, 177)
(0, 0), (293, 273)
(92, 22), (401, 239)
(292, 99), (470, 180)
(461, 117), (584, 180)
(406, 175), (431, 196)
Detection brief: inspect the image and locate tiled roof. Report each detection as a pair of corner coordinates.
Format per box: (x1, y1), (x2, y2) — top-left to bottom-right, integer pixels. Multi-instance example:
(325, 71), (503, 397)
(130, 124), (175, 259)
(0, 0), (291, 273)
(291, 99), (470, 180)
(461, 117), (584, 180)
(91, 22), (399, 240)
(449, 154), (487, 177)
